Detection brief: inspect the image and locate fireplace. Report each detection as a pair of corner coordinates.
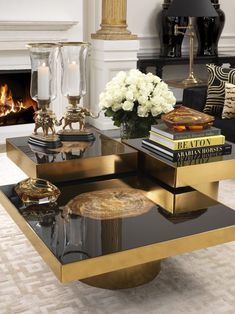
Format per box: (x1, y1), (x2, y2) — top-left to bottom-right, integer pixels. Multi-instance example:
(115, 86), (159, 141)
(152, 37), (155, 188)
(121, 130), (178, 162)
(0, 17), (80, 144)
(0, 70), (37, 127)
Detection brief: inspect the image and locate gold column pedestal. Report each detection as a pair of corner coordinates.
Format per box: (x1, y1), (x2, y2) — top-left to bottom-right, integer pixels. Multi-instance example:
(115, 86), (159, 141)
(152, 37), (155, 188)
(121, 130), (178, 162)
(91, 0), (137, 40)
(81, 260), (161, 289)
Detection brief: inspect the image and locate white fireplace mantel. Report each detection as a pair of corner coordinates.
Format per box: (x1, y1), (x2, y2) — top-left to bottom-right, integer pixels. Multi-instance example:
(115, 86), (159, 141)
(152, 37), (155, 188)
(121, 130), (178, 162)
(0, 20), (79, 53)
(0, 20), (78, 31)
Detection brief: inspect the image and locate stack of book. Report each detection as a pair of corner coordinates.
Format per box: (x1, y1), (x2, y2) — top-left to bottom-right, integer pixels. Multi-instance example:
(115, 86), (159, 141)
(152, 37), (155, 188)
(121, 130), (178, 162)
(142, 123), (232, 162)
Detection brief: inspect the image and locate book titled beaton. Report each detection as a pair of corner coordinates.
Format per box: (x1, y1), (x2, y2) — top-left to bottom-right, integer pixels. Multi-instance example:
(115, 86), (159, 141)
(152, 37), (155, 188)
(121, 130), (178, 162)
(151, 123), (221, 140)
(149, 131), (225, 150)
(142, 138), (232, 162)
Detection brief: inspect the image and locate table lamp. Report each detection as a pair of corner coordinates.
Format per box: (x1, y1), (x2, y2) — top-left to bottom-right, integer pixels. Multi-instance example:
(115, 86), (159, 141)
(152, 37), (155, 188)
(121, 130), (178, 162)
(166, 0), (218, 86)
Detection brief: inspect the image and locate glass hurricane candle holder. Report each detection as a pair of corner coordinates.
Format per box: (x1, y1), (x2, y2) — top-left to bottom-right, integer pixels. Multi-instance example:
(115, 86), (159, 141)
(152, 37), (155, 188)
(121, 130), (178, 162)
(58, 42), (96, 141)
(27, 43), (61, 148)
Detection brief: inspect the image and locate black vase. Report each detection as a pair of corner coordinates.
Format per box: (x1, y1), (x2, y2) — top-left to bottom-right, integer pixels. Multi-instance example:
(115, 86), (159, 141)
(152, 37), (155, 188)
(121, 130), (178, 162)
(157, 0), (188, 58)
(194, 0), (225, 56)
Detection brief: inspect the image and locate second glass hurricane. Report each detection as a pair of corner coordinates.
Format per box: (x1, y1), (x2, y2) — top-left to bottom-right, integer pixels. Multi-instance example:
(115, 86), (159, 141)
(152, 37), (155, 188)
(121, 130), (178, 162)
(59, 42), (91, 137)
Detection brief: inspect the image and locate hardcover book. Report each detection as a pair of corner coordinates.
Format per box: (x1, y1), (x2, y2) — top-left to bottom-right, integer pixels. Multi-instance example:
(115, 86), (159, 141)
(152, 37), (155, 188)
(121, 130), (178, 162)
(151, 123), (221, 140)
(149, 131), (225, 150)
(142, 146), (225, 166)
(142, 138), (232, 161)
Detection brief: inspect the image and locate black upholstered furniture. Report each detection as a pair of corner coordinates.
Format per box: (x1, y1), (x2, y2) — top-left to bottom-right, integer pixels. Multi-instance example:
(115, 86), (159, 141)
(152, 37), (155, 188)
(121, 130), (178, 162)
(182, 86), (235, 143)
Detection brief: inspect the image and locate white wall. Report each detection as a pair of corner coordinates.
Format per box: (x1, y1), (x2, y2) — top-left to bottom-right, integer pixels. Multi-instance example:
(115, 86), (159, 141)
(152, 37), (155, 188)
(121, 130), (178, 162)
(85, 0), (235, 101)
(86, 0), (235, 54)
(0, 0), (83, 40)
(127, 0), (235, 55)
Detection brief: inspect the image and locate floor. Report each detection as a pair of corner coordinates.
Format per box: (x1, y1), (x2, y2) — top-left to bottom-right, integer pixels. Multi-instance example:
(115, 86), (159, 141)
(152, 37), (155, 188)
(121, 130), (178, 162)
(1, 149), (235, 313)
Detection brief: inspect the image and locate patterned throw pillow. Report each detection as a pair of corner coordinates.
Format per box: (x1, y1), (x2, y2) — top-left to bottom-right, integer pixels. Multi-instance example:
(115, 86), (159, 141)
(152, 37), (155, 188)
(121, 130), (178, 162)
(222, 83), (235, 119)
(203, 64), (235, 117)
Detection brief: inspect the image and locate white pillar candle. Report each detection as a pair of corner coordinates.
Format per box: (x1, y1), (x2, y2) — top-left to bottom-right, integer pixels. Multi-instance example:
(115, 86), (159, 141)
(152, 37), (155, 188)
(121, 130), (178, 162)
(37, 63), (50, 100)
(68, 61), (80, 96)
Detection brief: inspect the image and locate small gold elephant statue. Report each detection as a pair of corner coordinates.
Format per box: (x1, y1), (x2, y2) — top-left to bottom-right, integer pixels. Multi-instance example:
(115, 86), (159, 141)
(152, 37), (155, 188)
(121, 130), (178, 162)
(60, 106), (99, 131)
(33, 111), (57, 136)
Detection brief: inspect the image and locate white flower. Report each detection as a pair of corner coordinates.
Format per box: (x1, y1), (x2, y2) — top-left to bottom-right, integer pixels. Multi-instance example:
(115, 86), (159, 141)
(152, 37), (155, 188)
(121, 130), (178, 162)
(137, 95), (148, 105)
(137, 105), (149, 117)
(112, 103), (123, 112)
(126, 90), (134, 101)
(99, 69), (176, 123)
(151, 106), (163, 117)
(122, 100), (134, 111)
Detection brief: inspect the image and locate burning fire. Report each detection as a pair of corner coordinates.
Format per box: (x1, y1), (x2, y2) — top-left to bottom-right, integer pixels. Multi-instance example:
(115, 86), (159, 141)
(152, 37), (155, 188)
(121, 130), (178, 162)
(0, 84), (36, 118)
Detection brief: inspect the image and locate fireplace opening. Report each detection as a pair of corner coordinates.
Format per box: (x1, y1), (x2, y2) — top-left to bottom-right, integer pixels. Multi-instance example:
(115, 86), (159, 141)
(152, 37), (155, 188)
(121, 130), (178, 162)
(0, 70), (37, 127)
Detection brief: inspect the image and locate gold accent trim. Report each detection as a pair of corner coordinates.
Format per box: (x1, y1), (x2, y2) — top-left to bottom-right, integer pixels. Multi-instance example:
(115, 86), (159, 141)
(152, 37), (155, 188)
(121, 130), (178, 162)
(91, 31), (137, 40)
(58, 41), (90, 46)
(166, 79), (208, 89)
(26, 43), (59, 48)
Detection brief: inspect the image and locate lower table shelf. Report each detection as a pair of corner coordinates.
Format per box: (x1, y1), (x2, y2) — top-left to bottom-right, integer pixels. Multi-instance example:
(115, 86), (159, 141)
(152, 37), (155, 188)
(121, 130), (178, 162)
(1, 175), (235, 288)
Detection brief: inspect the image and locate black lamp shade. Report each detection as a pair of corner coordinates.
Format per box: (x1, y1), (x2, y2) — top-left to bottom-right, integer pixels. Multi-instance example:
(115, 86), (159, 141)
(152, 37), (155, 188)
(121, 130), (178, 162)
(166, 0), (218, 17)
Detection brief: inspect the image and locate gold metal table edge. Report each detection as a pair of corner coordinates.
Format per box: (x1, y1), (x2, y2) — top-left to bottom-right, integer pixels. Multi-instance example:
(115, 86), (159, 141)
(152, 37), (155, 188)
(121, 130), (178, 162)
(6, 140), (138, 182)
(131, 145), (235, 188)
(190, 181), (235, 210)
(6, 141), (37, 178)
(176, 159), (235, 187)
(0, 191), (62, 280)
(61, 225), (235, 283)
(1, 190), (235, 284)
(146, 187), (217, 214)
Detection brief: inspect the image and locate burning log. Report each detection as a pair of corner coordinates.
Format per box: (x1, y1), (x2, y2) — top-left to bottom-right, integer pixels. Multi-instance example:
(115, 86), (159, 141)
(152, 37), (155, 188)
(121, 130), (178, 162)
(0, 83), (36, 125)
(0, 106), (35, 126)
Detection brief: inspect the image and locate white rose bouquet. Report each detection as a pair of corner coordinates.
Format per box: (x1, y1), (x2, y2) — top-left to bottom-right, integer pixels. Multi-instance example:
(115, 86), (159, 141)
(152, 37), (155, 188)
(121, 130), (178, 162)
(99, 69), (176, 137)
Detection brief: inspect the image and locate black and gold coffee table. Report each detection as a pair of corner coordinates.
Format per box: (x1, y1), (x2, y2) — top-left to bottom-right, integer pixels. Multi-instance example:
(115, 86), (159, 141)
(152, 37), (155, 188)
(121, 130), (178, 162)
(2, 134), (235, 289)
(1, 175), (235, 289)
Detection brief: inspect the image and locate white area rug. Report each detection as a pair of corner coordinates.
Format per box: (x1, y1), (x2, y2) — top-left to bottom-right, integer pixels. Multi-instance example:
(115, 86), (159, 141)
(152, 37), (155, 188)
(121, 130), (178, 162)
(1, 153), (235, 313)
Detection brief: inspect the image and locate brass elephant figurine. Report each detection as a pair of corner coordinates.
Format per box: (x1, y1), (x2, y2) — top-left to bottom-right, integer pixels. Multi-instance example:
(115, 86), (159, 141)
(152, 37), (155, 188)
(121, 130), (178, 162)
(60, 107), (99, 131)
(33, 111), (57, 136)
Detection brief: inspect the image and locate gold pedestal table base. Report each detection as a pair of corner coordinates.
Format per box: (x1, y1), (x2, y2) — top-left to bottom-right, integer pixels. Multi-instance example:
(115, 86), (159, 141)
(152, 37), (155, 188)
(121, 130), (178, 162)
(81, 260), (161, 289)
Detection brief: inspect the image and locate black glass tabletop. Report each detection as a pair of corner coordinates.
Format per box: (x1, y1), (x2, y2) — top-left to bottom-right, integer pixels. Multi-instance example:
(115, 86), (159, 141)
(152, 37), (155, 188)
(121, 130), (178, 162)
(1, 177), (235, 266)
(6, 130), (133, 164)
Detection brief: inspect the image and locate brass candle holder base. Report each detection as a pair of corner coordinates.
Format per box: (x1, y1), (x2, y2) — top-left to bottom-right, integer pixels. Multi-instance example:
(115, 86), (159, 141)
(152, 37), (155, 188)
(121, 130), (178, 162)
(57, 129), (95, 142)
(28, 134), (62, 149)
(29, 100), (62, 148)
(58, 97), (98, 142)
